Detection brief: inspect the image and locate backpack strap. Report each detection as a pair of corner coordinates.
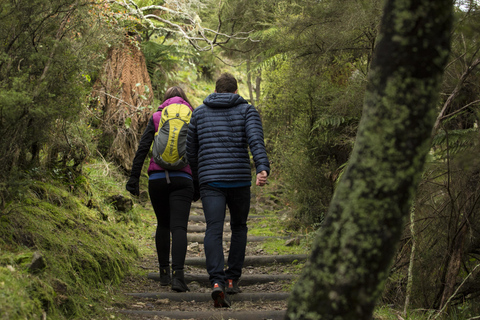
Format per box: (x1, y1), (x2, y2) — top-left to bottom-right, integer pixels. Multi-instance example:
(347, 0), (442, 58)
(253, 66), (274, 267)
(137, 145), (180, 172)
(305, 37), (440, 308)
(153, 110), (172, 183)
(165, 170), (171, 184)
(152, 110), (162, 132)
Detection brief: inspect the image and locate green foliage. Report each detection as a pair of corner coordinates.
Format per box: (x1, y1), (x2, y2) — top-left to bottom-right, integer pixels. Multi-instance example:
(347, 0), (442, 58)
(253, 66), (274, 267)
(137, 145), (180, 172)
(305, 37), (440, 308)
(285, 0), (454, 317)
(261, 56), (363, 226)
(391, 142), (480, 309)
(142, 39), (197, 100)
(0, 0), (124, 203)
(378, 6), (480, 311)
(249, 212), (312, 255)
(431, 128), (478, 159)
(381, 106), (480, 312)
(209, 0), (281, 57)
(0, 159), (141, 319)
(435, 7), (480, 133)
(239, 0), (383, 228)
(140, 33), (224, 108)
(373, 303), (480, 320)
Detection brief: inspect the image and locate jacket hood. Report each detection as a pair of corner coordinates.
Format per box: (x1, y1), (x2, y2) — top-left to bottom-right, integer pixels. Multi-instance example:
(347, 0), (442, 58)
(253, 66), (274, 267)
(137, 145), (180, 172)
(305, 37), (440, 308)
(157, 96), (192, 111)
(203, 93), (248, 108)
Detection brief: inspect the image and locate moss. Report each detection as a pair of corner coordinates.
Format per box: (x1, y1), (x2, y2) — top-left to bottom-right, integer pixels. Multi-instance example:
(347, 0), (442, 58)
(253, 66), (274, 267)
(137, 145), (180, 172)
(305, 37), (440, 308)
(0, 166), (140, 319)
(247, 209), (313, 255)
(0, 267), (44, 319)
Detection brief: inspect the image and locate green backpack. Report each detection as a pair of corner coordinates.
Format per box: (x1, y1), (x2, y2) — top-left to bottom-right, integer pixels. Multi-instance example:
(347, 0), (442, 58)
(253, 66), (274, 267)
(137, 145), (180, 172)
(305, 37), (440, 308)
(152, 103), (192, 170)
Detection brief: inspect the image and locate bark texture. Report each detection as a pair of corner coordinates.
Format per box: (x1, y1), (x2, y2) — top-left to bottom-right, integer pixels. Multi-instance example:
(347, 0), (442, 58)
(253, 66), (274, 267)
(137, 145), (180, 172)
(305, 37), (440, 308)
(285, 1), (453, 319)
(93, 39), (153, 171)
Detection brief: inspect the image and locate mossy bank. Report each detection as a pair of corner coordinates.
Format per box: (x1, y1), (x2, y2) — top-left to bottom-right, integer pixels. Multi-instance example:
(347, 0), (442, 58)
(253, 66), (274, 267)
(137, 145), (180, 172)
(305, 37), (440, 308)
(0, 160), (140, 320)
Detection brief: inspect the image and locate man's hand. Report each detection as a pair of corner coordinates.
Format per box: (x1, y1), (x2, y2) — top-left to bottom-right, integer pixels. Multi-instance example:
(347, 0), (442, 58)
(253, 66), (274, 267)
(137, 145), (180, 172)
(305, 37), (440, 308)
(256, 171), (268, 186)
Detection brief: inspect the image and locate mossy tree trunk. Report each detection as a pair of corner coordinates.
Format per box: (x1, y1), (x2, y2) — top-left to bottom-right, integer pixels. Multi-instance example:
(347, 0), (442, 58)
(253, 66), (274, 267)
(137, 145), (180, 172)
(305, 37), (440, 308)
(285, 1), (453, 319)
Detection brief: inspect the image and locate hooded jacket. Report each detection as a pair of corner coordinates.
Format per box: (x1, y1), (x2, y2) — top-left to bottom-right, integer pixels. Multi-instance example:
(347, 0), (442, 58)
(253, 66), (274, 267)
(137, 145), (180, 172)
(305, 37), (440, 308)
(129, 96), (193, 180)
(186, 92), (270, 185)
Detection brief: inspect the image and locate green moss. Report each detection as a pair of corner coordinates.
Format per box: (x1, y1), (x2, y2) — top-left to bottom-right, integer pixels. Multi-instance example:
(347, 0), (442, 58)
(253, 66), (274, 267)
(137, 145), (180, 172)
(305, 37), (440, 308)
(248, 210), (313, 256)
(259, 238), (310, 255)
(0, 267), (43, 319)
(0, 162), (140, 319)
(248, 218), (280, 237)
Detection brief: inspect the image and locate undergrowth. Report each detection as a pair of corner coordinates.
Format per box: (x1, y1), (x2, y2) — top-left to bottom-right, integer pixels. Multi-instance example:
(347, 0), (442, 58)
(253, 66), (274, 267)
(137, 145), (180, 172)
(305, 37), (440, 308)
(0, 159), (139, 320)
(250, 179), (315, 257)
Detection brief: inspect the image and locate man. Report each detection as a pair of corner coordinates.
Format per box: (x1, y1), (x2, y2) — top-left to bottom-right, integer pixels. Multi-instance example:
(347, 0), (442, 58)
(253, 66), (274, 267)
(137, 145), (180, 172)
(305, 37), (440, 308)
(186, 73), (270, 308)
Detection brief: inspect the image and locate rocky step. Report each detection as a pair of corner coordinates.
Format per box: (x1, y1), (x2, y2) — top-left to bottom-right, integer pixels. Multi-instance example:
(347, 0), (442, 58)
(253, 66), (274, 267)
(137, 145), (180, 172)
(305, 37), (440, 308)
(187, 225), (206, 232)
(148, 254), (308, 270)
(188, 215), (263, 223)
(120, 292), (289, 319)
(147, 272), (296, 285)
(186, 234), (293, 243)
(118, 309), (286, 320)
(116, 203), (299, 319)
(183, 254), (308, 267)
(125, 291), (290, 302)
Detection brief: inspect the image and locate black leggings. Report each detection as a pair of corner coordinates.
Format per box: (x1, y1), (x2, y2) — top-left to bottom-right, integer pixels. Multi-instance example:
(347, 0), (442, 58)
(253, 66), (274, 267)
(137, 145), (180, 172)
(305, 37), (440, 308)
(148, 177), (194, 271)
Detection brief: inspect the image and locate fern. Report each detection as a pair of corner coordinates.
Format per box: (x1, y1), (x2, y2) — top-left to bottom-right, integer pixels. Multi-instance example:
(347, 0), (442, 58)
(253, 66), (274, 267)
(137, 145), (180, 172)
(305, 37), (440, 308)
(311, 116), (347, 132)
(141, 40), (190, 78)
(431, 128), (477, 158)
(432, 128), (476, 147)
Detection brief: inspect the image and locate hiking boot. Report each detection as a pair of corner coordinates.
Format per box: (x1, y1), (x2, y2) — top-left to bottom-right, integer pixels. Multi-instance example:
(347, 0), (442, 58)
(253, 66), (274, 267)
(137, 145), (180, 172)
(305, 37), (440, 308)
(171, 270), (190, 292)
(159, 267), (171, 286)
(226, 279), (242, 294)
(211, 283), (231, 308)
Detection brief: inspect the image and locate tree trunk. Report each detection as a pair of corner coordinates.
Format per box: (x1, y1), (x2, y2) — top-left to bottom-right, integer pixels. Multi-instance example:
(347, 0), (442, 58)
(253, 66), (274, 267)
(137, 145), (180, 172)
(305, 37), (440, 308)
(93, 39), (153, 171)
(255, 72), (262, 106)
(439, 222), (468, 309)
(285, 1), (453, 319)
(404, 204), (416, 316)
(247, 59), (255, 104)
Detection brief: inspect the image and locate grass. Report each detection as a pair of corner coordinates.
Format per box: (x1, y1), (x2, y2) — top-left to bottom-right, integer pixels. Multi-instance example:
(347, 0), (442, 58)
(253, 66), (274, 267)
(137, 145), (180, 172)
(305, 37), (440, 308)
(0, 160), (140, 320)
(248, 181), (314, 257)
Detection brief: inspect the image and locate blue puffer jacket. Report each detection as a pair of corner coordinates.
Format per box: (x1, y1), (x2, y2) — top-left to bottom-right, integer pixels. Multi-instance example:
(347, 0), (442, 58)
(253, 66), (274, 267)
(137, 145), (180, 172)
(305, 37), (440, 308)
(186, 93), (270, 185)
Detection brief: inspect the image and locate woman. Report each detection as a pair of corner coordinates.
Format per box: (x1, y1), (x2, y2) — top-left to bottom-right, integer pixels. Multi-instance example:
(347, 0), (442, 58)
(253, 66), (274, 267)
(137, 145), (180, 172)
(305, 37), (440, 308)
(126, 86), (194, 292)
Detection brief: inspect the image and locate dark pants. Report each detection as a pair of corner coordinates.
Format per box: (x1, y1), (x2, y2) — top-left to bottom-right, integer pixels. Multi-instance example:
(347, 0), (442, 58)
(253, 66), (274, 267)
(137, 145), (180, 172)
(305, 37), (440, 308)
(200, 184), (251, 287)
(149, 177), (194, 271)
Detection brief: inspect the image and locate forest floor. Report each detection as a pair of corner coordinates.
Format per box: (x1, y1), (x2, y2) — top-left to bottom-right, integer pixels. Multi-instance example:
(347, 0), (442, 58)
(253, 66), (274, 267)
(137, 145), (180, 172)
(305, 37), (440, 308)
(108, 192), (307, 320)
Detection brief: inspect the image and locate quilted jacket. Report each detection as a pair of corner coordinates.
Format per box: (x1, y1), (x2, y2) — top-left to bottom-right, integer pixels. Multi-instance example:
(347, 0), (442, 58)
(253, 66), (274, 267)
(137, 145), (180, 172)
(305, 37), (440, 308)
(186, 92), (270, 185)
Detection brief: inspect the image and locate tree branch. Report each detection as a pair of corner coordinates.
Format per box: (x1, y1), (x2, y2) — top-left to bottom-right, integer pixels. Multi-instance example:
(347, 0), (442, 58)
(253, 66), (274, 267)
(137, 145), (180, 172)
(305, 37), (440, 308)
(430, 263), (480, 320)
(107, 0), (259, 52)
(433, 57), (480, 133)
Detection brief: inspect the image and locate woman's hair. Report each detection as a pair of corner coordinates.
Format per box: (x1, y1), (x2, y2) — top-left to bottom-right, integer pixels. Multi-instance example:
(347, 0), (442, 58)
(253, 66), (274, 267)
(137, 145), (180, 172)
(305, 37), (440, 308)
(163, 86), (192, 106)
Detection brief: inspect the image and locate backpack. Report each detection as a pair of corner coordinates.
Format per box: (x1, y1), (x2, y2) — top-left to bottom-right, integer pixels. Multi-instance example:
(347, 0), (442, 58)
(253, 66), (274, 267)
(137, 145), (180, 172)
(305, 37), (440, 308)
(152, 103), (192, 170)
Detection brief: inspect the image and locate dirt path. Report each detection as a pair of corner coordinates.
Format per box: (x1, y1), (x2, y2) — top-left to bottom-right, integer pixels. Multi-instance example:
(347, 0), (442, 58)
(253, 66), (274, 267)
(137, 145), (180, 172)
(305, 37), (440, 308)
(112, 200), (306, 320)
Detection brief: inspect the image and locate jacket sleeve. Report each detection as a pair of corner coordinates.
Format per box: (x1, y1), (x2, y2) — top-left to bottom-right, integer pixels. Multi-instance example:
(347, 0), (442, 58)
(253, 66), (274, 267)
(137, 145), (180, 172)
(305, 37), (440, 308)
(244, 105), (270, 175)
(129, 116), (155, 179)
(186, 113), (199, 180)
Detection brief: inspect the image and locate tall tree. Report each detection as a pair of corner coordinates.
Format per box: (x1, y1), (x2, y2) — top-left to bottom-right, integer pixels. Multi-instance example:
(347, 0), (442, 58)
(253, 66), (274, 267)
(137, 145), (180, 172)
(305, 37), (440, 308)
(285, 0), (453, 319)
(0, 0), (121, 199)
